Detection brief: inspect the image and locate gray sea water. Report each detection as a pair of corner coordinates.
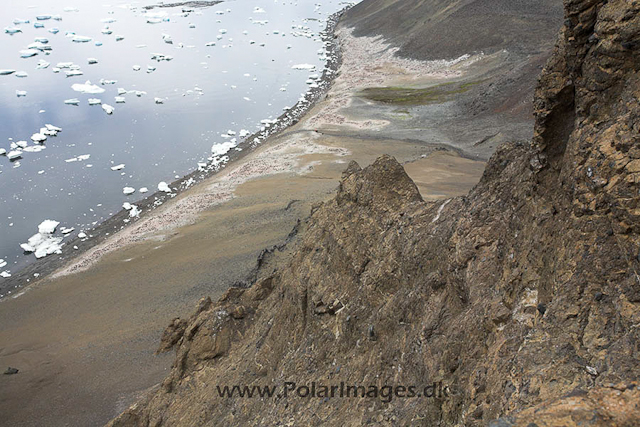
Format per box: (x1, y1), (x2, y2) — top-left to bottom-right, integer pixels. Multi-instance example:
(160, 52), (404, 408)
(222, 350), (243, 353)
(0, 0), (353, 280)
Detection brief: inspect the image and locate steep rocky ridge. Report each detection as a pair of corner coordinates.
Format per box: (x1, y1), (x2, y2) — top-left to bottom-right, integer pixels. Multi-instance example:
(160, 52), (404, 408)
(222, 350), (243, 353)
(110, 0), (640, 425)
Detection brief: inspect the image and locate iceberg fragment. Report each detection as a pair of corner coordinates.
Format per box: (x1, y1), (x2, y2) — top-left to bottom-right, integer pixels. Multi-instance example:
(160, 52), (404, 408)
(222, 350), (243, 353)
(71, 80), (105, 94)
(123, 187), (135, 195)
(72, 35), (92, 43)
(102, 104), (114, 114)
(31, 133), (47, 142)
(158, 182), (171, 193)
(8, 150), (22, 160)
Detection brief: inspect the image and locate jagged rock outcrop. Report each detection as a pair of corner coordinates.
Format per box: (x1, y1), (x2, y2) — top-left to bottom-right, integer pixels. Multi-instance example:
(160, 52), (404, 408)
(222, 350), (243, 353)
(110, 0), (639, 425)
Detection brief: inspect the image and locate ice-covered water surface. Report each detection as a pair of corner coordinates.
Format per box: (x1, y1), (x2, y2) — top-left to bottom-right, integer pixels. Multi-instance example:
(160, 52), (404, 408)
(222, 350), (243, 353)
(0, 0), (351, 279)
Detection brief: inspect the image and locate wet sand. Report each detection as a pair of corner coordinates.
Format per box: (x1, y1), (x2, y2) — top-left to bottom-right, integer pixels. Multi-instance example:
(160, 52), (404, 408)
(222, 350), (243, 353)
(0, 28), (488, 427)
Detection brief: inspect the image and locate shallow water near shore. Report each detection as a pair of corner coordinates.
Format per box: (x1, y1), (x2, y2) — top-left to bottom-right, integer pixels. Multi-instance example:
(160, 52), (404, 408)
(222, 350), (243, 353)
(0, 0), (351, 287)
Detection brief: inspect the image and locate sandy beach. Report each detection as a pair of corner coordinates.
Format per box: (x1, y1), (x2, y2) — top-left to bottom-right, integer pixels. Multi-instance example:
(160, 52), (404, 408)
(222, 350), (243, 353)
(0, 25), (491, 427)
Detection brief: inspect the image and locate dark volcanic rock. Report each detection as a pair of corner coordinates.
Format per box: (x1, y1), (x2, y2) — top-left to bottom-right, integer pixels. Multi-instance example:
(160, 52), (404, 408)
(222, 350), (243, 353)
(109, 0), (640, 425)
(4, 367), (19, 375)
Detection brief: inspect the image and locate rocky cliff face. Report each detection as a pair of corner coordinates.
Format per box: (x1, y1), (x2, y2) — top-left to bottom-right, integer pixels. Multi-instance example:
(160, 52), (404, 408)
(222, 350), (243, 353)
(110, 0), (640, 425)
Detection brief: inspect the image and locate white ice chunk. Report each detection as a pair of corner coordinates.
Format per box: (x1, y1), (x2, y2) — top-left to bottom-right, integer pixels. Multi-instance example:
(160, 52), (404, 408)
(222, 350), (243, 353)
(20, 49), (39, 58)
(158, 182), (171, 193)
(111, 163), (125, 171)
(292, 63), (315, 70)
(102, 104), (115, 114)
(71, 80), (105, 94)
(16, 90), (27, 97)
(72, 35), (92, 43)
(8, 150), (22, 160)
(38, 219), (59, 234)
(88, 98), (102, 105)
(154, 97), (164, 104)
(123, 186), (135, 195)
(64, 98), (80, 105)
(211, 141), (237, 156)
(139, 187), (148, 193)
(0, 70), (16, 75)
(115, 96), (125, 103)
(88, 58), (98, 64)
(31, 133), (47, 142)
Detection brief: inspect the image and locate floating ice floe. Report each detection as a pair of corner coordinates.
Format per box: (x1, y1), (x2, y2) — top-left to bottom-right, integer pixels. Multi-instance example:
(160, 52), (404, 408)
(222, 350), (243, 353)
(154, 97), (164, 104)
(88, 58), (98, 64)
(71, 80), (105, 94)
(292, 63), (315, 70)
(77, 232), (87, 238)
(20, 220), (64, 259)
(100, 79), (117, 85)
(36, 15), (52, 21)
(110, 163), (125, 171)
(115, 96), (125, 103)
(31, 132), (47, 142)
(158, 182), (171, 193)
(16, 90), (27, 97)
(49, 28), (59, 34)
(115, 35), (124, 41)
(0, 148), (6, 155)
(139, 187), (148, 193)
(150, 53), (172, 61)
(162, 34), (173, 44)
(36, 59), (50, 69)
(132, 65), (141, 71)
(13, 18), (29, 25)
(0, 271), (11, 278)
(64, 98), (80, 105)
(147, 65), (156, 73)
(88, 98), (101, 105)
(101, 28), (112, 35)
(5, 27), (23, 34)
(102, 104), (115, 114)
(65, 70), (83, 77)
(123, 187), (135, 195)
(95, 41), (102, 46)
(254, 7), (266, 13)
(20, 49), (39, 58)
(0, 70), (16, 75)
(205, 41), (216, 46)
(61, 227), (74, 234)
(65, 154), (90, 162)
(8, 150), (22, 160)
(117, 87), (127, 95)
(72, 35), (92, 43)
(0, 259), (6, 268)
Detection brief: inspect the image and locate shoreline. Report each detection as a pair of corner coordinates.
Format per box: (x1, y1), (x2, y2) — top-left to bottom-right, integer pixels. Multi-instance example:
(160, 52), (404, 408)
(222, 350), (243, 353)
(0, 6), (351, 301)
